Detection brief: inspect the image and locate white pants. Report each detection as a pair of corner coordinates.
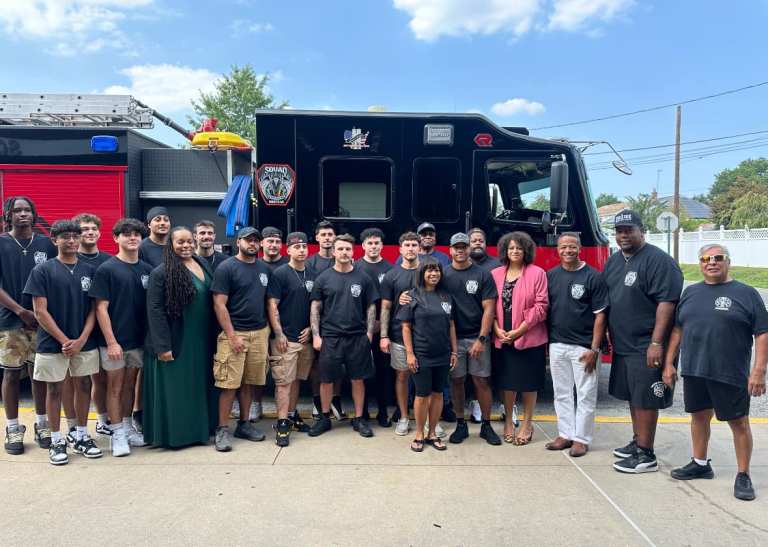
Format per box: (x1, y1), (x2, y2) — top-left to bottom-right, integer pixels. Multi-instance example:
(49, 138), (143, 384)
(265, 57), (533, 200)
(549, 342), (599, 445)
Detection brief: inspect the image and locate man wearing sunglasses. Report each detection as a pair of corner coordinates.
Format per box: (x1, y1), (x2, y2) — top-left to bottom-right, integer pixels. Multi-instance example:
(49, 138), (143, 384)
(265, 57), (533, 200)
(664, 245), (767, 501)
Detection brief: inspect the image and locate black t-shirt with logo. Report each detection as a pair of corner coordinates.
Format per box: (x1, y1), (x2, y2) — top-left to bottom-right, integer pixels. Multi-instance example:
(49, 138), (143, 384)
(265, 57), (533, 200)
(380, 265), (419, 344)
(23, 259), (97, 353)
(262, 255), (289, 272)
(355, 258), (392, 316)
(676, 281), (768, 387)
(138, 239), (165, 268)
(442, 263), (498, 339)
(199, 250), (228, 273)
(396, 290), (455, 367)
(310, 268), (379, 337)
(267, 263), (316, 343)
(306, 254), (334, 274)
(0, 234), (57, 330)
(211, 257), (271, 331)
(89, 257), (153, 350)
(604, 244), (683, 356)
(547, 264), (609, 348)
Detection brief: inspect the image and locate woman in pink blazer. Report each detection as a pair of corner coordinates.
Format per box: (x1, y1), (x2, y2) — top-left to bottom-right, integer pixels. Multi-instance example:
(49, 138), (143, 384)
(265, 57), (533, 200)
(491, 232), (548, 445)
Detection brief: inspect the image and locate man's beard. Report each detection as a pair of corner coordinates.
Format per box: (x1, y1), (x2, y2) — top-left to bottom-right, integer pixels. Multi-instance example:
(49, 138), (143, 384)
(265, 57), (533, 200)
(470, 248), (486, 261)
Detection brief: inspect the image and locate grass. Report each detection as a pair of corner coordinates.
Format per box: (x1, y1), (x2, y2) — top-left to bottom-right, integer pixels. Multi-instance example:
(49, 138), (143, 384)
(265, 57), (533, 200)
(680, 264), (768, 288)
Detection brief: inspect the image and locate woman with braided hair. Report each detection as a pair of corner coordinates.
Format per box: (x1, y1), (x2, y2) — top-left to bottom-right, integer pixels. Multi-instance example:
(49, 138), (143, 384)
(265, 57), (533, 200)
(144, 226), (216, 448)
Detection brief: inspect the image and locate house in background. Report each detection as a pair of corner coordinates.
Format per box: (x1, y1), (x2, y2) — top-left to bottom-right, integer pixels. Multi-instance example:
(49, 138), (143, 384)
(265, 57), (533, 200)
(596, 194), (712, 231)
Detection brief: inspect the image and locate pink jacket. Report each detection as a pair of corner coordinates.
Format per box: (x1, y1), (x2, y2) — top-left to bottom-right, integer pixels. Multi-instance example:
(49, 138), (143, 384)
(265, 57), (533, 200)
(491, 264), (549, 350)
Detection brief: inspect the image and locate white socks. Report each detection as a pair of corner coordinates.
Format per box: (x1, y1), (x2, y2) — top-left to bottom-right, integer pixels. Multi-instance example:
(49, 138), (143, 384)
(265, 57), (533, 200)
(51, 431), (62, 443)
(97, 413), (108, 426)
(76, 426), (87, 441)
(36, 414), (48, 426)
(7, 418), (19, 430)
(66, 417), (77, 431)
(694, 457), (709, 466)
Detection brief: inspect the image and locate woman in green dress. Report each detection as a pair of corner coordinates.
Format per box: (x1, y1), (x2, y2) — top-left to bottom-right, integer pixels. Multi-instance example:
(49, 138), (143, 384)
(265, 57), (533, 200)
(144, 226), (216, 448)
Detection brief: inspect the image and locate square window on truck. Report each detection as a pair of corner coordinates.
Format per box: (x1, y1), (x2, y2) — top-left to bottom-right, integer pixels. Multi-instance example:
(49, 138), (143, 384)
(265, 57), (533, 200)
(321, 157), (393, 219)
(412, 157), (460, 222)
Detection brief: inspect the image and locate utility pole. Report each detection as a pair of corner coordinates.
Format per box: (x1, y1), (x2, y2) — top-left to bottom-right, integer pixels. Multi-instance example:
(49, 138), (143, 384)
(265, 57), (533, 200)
(673, 105), (681, 262)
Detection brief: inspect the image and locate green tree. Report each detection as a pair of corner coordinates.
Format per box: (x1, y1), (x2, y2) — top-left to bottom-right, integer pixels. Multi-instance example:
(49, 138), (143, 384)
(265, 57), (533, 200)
(189, 65), (287, 145)
(595, 193), (620, 208)
(708, 158), (768, 226)
(624, 193), (666, 231)
(527, 193), (550, 211)
(729, 191), (768, 228)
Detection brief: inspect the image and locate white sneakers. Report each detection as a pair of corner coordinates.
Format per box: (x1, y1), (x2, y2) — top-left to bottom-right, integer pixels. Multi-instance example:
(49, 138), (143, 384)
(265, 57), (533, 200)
(395, 418), (410, 436)
(125, 424), (147, 447)
(424, 421), (446, 438)
(111, 428), (130, 457)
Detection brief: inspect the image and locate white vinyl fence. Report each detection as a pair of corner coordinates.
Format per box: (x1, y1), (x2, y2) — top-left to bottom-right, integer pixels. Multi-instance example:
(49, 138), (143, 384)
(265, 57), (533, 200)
(644, 226), (768, 267)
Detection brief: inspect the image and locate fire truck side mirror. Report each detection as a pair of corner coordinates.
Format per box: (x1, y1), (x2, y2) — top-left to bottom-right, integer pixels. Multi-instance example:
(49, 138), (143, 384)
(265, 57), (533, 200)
(549, 160), (569, 215)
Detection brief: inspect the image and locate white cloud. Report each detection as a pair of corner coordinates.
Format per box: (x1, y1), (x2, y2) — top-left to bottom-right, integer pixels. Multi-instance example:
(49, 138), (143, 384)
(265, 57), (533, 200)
(0, 0), (154, 56)
(103, 64), (221, 112)
(491, 98), (546, 117)
(231, 19), (274, 35)
(393, 0), (634, 41)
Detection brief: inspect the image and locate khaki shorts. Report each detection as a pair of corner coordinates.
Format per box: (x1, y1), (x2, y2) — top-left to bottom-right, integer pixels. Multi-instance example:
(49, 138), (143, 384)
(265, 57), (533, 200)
(33, 349), (100, 383)
(0, 329), (36, 369)
(389, 341), (409, 372)
(99, 347), (144, 371)
(269, 339), (314, 385)
(213, 327), (270, 389)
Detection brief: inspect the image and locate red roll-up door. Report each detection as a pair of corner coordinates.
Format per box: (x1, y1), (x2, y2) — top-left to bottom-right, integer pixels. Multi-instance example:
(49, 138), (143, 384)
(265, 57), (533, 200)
(0, 164), (126, 253)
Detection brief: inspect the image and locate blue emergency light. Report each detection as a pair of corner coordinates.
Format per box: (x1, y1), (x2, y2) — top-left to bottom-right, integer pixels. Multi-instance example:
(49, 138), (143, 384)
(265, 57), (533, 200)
(90, 135), (119, 153)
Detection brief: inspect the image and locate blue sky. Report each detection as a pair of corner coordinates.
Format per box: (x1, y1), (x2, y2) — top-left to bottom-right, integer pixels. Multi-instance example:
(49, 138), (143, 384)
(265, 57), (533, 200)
(2, 0), (767, 201)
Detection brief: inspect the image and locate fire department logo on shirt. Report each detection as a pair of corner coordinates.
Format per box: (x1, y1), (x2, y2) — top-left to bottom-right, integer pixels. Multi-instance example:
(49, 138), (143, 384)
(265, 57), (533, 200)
(571, 284), (585, 300)
(624, 271), (637, 286)
(80, 276), (92, 292)
(651, 381), (666, 398)
(141, 274), (149, 289)
(465, 279), (479, 294)
(441, 302), (452, 314)
(34, 251), (47, 265)
(305, 280), (314, 292)
(378, 273), (386, 283)
(350, 283), (362, 298)
(259, 273), (269, 287)
(714, 296), (732, 311)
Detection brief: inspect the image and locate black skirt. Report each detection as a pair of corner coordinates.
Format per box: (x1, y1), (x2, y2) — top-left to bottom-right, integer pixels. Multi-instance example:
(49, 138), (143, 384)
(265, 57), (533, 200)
(497, 343), (547, 393)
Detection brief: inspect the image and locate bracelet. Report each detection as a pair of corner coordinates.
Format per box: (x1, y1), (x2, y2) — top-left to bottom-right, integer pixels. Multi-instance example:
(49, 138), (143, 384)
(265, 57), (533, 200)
(380, 335), (389, 339)
(650, 341), (663, 347)
(590, 347), (600, 354)
(450, 352), (458, 356)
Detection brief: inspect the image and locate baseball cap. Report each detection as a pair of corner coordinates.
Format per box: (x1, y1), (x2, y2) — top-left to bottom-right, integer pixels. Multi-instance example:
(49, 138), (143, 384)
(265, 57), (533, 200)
(613, 209), (643, 228)
(261, 226), (282, 239)
(146, 206), (169, 224)
(450, 233), (470, 246)
(237, 226), (261, 240)
(286, 231), (308, 246)
(417, 222), (436, 234)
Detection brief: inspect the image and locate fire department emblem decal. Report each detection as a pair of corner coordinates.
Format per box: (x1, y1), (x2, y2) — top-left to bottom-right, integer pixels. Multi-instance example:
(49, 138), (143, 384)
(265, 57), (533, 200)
(350, 283), (362, 298)
(624, 271), (637, 287)
(80, 276), (92, 292)
(34, 251), (47, 265)
(259, 273), (269, 287)
(465, 280), (479, 294)
(343, 128), (370, 150)
(141, 274), (149, 289)
(651, 381), (666, 398)
(257, 164), (296, 206)
(714, 297), (732, 311)
(441, 302), (452, 314)
(571, 284), (585, 300)
(305, 280), (314, 293)
(378, 273), (386, 283)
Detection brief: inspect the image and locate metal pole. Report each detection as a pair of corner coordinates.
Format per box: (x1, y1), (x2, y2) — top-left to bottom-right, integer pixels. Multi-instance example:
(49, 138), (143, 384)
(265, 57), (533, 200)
(673, 105), (681, 262)
(666, 218), (671, 255)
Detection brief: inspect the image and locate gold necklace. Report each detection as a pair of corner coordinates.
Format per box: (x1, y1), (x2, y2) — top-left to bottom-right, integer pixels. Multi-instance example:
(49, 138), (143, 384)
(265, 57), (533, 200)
(8, 233), (34, 256)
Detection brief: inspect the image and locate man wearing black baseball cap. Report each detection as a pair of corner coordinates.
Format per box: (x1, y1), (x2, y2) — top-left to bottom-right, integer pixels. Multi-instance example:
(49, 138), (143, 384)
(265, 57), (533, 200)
(139, 206), (171, 268)
(261, 226), (289, 272)
(396, 222), (451, 268)
(604, 209), (683, 473)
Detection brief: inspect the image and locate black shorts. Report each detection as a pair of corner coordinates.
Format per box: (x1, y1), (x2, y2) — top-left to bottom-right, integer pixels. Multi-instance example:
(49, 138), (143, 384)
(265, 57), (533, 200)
(608, 354), (674, 410)
(683, 375), (749, 422)
(412, 365), (450, 397)
(318, 335), (374, 383)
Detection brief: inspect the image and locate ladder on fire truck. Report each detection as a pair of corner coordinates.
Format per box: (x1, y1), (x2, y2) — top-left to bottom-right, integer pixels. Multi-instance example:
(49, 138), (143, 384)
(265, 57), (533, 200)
(0, 93), (192, 139)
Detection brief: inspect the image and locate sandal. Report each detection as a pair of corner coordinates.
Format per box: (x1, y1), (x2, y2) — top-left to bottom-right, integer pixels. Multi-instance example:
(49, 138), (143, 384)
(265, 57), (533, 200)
(427, 437), (447, 451)
(503, 434), (516, 444)
(514, 428), (534, 446)
(410, 438), (425, 453)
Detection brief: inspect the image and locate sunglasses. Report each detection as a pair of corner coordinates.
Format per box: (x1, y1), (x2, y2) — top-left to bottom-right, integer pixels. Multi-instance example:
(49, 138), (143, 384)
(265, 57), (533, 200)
(699, 254), (727, 264)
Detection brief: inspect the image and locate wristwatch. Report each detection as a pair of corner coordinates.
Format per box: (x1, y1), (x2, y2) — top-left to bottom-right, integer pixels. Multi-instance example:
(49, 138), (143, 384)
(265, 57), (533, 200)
(590, 347), (600, 354)
(650, 341), (663, 347)
(478, 335), (488, 344)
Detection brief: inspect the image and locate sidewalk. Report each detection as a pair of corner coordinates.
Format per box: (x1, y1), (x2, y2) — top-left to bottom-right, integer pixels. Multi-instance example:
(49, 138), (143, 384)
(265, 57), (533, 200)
(2, 412), (766, 546)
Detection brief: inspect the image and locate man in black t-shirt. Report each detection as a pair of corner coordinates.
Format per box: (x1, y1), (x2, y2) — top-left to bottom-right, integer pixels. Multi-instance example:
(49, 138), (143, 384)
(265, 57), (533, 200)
(24, 220), (102, 465)
(546, 232), (608, 457)
(1, 196), (57, 455)
(666, 244), (768, 501)
(306, 220), (335, 274)
(468, 228), (501, 272)
(89, 218), (153, 457)
(604, 209), (683, 474)
(443, 233), (500, 446)
(261, 226), (290, 272)
(138, 206), (170, 267)
(355, 227), (393, 427)
(211, 227), (271, 451)
(267, 232), (316, 446)
(308, 234), (379, 438)
(194, 220), (228, 273)
(395, 222), (451, 267)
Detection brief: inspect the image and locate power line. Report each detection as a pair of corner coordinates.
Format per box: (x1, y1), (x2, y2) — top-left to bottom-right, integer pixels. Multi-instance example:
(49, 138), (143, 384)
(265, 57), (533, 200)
(532, 80), (768, 130)
(587, 141), (768, 171)
(587, 137), (768, 167)
(582, 129), (768, 156)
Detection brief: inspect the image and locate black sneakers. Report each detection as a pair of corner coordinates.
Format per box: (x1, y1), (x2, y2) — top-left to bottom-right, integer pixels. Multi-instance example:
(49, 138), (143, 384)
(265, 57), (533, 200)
(331, 396), (347, 421)
(613, 438), (638, 458)
(734, 472), (756, 501)
(449, 421), (469, 444)
(291, 413), (310, 433)
(442, 404), (457, 423)
(34, 422), (52, 449)
(671, 459), (714, 480)
(377, 409), (392, 428)
(308, 415), (332, 437)
(352, 417), (374, 438)
(480, 422), (502, 446)
(613, 446), (658, 473)
(275, 419), (291, 447)
(4, 425), (26, 455)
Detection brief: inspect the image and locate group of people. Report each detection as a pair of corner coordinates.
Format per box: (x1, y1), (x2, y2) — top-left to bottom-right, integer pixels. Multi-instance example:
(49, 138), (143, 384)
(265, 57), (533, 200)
(1, 196), (765, 501)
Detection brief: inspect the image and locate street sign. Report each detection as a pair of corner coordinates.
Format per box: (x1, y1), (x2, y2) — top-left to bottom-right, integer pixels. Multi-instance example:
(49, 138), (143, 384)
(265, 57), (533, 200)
(656, 211), (679, 232)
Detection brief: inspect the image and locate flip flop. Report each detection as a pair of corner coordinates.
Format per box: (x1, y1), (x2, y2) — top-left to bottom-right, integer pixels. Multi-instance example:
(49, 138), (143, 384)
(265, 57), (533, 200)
(410, 438), (424, 453)
(503, 433), (516, 444)
(514, 429), (534, 446)
(426, 437), (447, 451)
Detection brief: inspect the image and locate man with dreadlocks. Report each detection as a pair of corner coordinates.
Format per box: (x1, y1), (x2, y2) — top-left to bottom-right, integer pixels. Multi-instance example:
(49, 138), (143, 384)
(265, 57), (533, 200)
(144, 226), (214, 448)
(0, 196), (57, 455)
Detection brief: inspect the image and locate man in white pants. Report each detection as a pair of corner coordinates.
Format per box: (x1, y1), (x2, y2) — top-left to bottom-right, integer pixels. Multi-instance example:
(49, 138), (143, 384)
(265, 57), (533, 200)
(546, 233), (608, 457)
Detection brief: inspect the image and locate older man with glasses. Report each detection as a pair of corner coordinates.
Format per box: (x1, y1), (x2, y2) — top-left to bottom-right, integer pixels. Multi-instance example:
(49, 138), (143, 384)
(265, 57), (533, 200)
(664, 244), (768, 501)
